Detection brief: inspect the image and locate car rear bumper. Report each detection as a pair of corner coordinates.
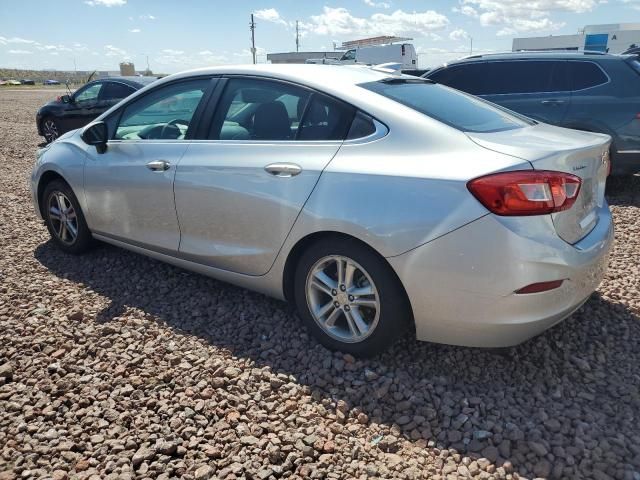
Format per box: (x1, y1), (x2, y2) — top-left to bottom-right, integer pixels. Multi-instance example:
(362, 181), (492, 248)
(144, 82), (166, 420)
(388, 204), (613, 348)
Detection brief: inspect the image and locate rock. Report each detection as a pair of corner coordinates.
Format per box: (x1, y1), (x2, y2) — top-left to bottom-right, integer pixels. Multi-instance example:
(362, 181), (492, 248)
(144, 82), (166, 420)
(533, 459), (552, 478)
(364, 368), (378, 381)
(132, 447), (155, 467)
(156, 440), (178, 456)
(68, 310), (84, 321)
(194, 465), (215, 480)
(0, 363), (14, 381)
(480, 446), (498, 462)
(240, 435), (259, 446)
(223, 366), (241, 378)
(529, 441), (549, 457)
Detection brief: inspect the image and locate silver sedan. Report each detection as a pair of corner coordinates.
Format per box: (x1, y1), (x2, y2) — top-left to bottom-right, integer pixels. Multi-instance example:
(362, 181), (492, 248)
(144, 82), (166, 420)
(31, 65), (613, 356)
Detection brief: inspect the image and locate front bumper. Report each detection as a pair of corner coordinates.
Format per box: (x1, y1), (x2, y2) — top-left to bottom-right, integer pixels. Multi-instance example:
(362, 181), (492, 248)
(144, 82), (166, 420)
(388, 204), (614, 348)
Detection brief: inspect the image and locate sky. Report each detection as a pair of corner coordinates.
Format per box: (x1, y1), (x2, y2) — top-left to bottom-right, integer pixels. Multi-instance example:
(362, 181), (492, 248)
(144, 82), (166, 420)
(1, 0), (638, 73)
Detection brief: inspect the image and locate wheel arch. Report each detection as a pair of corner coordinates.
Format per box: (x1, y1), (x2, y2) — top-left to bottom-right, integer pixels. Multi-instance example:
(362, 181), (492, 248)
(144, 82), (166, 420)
(282, 230), (415, 327)
(37, 170), (70, 218)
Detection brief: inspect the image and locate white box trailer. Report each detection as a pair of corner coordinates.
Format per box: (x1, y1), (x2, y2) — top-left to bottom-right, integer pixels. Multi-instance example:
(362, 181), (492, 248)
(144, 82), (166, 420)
(307, 43), (418, 69)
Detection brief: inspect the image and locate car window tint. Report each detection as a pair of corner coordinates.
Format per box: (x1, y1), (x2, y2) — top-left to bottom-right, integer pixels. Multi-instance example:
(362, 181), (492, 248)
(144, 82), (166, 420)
(346, 111), (377, 140)
(428, 64), (487, 95)
(114, 79), (209, 140)
(480, 61), (569, 94)
(75, 83), (102, 103)
(568, 62), (608, 90)
(210, 78), (311, 141)
(361, 80), (533, 133)
(342, 49), (356, 61)
(101, 82), (135, 100)
(298, 94), (355, 141)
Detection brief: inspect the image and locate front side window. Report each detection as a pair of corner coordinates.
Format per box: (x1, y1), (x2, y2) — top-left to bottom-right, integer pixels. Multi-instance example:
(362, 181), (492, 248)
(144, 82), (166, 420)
(74, 83), (102, 103)
(568, 61), (608, 90)
(210, 78), (311, 140)
(428, 63), (488, 95)
(361, 79), (533, 133)
(101, 82), (135, 101)
(114, 79), (210, 140)
(341, 49), (356, 61)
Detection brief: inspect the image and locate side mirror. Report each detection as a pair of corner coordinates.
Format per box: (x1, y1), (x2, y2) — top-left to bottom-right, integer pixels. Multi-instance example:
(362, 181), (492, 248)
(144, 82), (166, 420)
(61, 94), (72, 104)
(82, 121), (108, 154)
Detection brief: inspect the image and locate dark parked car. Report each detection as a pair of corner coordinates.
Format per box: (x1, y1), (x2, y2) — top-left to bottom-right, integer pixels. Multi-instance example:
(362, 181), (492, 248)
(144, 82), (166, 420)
(37, 76), (157, 143)
(424, 52), (640, 175)
(20, 79), (35, 85)
(43, 79), (61, 85)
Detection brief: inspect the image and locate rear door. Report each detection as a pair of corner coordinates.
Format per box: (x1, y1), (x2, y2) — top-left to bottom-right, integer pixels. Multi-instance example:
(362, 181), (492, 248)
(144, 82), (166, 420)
(479, 60), (571, 124)
(174, 76), (354, 275)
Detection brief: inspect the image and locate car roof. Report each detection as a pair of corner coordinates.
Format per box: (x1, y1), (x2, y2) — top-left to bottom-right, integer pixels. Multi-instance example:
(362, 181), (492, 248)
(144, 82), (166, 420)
(435, 51), (631, 68)
(155, 64), (395, 91)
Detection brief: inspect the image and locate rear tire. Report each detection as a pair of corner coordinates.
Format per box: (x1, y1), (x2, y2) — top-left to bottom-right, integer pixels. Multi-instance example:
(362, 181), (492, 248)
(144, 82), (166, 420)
(42, 180), (93, 254)
(293, 237), (411, 357)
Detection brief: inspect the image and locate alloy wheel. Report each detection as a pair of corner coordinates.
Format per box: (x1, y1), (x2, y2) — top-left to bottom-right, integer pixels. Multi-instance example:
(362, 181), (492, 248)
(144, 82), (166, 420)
(47, 191), (78, 245)
(43, 119), (59, 143)
(305, 255), (380, 343)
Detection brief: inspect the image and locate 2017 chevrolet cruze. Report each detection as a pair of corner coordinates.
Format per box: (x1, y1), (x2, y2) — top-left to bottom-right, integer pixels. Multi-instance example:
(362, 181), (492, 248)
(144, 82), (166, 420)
(31, 65), (613, 356)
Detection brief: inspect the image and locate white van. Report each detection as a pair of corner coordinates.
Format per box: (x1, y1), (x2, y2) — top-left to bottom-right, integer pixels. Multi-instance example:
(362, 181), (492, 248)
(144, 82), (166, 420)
(307, 43), (418, 69)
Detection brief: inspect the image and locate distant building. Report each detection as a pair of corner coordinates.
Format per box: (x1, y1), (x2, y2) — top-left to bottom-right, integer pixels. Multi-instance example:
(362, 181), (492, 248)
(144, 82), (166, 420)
(267, 51), (341, 64)
(513, 23), (640, 54)
(119, 62), (136, 76)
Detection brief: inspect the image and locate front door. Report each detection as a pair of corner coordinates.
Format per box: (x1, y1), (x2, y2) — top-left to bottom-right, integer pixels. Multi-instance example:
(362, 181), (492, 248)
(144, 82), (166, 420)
(83, 78), (213, 253)
(174, 77), (355, 275)
(63, 82), (105, 131)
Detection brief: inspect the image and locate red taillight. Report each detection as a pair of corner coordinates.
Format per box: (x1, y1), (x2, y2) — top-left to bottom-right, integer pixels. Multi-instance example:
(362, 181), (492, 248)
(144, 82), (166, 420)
(467, 170), (581, 216)
(515, 280), (564, 294)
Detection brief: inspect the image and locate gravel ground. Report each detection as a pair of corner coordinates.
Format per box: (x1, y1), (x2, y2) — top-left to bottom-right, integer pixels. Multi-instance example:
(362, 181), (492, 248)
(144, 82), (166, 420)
(1, 90), (639, 480)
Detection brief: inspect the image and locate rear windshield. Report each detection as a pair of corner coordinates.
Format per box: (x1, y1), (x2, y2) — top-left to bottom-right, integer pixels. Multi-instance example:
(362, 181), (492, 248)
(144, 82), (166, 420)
(627, 57), (640, 75)
(360, 80), (533, 133)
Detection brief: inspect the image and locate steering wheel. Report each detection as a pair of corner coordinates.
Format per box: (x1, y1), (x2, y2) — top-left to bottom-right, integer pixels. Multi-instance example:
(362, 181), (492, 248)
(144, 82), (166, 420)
(159, 118), (190, 139)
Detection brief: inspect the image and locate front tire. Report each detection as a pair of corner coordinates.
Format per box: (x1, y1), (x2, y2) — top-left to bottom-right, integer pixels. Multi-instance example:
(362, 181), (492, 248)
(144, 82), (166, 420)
(42, 180), (93, 254)
(293, 237), (411, 357)
(42, 117), (60, 144)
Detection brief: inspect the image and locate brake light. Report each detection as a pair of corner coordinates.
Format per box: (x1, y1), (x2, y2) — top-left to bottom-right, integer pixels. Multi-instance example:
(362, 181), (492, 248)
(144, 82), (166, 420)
(467, 170), (581, 216)
(515, 280), (564, 294)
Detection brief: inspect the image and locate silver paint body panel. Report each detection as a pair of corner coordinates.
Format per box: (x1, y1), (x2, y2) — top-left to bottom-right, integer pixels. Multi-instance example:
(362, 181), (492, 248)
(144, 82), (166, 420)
(30, 64), (614, 347)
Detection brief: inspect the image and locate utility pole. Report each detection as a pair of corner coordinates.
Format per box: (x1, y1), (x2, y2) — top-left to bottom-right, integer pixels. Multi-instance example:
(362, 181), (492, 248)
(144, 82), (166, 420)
(296, 20), (300, 52)
(470, 37), (473, 55)
(250, 13), (257, 64)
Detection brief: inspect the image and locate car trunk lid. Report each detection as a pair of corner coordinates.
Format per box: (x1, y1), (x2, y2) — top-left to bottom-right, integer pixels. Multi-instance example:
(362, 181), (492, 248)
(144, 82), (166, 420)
(466, 123), (611, 244)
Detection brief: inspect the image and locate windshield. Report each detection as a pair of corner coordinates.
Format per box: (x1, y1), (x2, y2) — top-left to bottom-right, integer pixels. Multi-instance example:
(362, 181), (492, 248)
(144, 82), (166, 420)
(360, 80), (533, 133)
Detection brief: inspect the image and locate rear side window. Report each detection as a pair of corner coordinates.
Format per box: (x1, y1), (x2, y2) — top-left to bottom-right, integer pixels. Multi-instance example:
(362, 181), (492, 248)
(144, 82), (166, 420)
(361, 80), (533, 133)
(346, 112), (377, 140)
(298, 94), (355, 141)
(101, 82), (135, 100)
(568, 62), (608, 90)
(481, 61), (568, 94)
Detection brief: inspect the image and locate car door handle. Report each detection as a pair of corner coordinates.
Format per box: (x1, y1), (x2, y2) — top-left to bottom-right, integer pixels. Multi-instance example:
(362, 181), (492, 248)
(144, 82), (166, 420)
(146, 160), (171, 171)
(541, 99), (566, 105)
(264, 163), (302, 177)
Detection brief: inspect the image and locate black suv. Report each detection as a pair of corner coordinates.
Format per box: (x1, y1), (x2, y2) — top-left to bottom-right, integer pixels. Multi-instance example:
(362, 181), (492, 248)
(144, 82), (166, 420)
(37, 76), (157, 143)
(424, 52), (640, 175)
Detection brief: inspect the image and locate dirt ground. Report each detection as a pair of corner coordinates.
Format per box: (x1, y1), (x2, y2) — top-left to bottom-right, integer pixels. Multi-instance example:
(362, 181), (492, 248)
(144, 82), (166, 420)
(1, 89), (639, 480)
